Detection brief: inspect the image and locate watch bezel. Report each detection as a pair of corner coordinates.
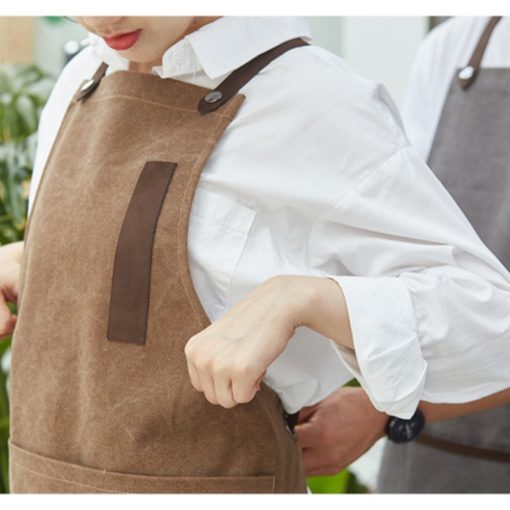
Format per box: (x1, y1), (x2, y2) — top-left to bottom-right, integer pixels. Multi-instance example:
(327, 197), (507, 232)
(385, 408), (426, 444)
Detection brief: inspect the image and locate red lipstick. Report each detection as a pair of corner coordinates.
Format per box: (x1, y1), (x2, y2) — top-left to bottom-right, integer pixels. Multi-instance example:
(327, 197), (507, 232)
(103, 29), (142, 51)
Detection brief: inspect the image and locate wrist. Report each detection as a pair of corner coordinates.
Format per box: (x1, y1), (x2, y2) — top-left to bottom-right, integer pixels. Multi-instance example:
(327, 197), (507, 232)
(263, 274), (318, 328)
(357, 388), (388, 441)
(298, 276), (354, 349)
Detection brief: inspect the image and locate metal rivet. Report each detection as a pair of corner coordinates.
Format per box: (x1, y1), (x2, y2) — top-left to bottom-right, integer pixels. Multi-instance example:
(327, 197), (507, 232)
(458, 66), (475, 81)
(204, 90), (223, 104)
(80, 78), (95, 92)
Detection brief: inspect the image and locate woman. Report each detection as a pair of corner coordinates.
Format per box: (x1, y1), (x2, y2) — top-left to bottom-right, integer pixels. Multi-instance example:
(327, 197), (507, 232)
(3, 16), (510, 493)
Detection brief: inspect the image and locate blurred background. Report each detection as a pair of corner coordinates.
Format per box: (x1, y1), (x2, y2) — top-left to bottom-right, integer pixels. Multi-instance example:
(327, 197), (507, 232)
(0, 16), (443, 494)
(0, 17), (441, 105)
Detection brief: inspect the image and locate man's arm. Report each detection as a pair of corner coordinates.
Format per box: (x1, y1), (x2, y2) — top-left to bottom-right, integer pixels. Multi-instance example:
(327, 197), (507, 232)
(295, 385), (510, 476)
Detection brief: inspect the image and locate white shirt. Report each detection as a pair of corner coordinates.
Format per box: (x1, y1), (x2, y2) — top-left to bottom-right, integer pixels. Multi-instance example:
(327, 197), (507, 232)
(403, 16), (510, 159)
(30, 16), (510, 419)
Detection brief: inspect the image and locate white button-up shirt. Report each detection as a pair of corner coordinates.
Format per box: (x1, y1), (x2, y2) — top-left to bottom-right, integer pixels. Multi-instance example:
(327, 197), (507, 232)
(29, 16), (510, 419)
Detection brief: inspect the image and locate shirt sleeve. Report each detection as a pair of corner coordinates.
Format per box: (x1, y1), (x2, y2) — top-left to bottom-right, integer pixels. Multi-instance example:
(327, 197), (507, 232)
(308, 142), (510, 419)
(400, 30), (438, 160)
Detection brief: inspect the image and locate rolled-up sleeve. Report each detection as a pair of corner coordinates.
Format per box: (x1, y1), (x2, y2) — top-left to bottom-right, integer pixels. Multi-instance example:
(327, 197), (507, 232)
(308, 146), (510, 419)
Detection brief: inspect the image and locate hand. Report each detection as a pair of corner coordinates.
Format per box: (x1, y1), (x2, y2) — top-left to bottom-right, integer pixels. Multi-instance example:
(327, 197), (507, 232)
(184, 275), (312, 408)
(0, 241), (24, 340)
(295, 386), (387, 476)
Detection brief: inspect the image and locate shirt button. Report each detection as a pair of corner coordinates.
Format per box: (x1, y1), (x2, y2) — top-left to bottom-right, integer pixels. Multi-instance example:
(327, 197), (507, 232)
(204, 90), (223, 104)
(458, 66), (475, 80)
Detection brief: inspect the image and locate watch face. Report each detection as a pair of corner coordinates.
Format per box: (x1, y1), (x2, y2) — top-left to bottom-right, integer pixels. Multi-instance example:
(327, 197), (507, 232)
(386, 409), (426, 443)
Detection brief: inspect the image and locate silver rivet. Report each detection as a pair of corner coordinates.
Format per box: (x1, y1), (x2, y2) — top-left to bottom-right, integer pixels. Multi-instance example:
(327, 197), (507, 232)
(204, 90), (223, 104)
(458, 66), (475, 81)
(80, 78), (95, 92)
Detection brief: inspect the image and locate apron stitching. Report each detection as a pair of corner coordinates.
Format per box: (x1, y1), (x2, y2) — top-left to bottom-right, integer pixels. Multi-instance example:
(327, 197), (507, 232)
(85, 95), (230, 117)
(176, 109), (237, 327)
(10, 461), (120, 493)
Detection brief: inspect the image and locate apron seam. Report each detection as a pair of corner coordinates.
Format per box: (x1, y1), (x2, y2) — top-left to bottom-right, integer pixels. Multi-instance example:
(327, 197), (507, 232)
(85, 94), (231, 117)
(10, 461), (120, 493)
(176, 108), (239, 327)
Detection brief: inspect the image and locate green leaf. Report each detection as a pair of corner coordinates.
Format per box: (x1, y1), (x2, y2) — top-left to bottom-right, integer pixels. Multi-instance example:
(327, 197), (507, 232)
(15, 95), (37, 134)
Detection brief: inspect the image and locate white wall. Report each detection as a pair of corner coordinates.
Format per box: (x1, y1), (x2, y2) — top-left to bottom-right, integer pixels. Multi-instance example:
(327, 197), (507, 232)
(34, 17), (87, 76)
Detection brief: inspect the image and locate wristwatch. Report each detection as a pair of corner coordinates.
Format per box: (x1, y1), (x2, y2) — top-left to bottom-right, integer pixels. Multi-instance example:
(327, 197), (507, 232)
(385, 407), (426, 443)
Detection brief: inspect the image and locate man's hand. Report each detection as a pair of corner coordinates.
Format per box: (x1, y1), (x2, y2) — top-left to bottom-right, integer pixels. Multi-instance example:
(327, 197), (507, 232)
(0, 241), (24, 340)
(295, 386), (387, 476)
(184, 275), (311, 408)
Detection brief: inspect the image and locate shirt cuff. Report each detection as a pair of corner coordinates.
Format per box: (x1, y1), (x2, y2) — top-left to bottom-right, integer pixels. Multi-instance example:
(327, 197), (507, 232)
(326, 275), (427, 419)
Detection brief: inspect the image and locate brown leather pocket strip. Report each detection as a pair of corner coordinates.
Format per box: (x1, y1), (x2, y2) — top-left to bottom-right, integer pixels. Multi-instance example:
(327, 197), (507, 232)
(107, 161), (177, 345)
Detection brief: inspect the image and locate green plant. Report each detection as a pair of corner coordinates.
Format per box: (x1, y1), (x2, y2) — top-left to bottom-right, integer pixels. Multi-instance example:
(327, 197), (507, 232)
(0, 62), (54, 493)
(307, 469), (369, 494)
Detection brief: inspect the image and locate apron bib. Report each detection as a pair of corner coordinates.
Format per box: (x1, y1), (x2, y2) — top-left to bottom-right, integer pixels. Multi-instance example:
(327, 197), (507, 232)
(8, 38), (309, 493)
(378, 17), (510, 493)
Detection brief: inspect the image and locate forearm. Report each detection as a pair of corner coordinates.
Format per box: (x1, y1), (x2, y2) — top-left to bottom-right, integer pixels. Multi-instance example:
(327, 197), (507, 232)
(296, 275), (510, 418)
(422, 387), (510, 423)
(341, 387), (510, 443)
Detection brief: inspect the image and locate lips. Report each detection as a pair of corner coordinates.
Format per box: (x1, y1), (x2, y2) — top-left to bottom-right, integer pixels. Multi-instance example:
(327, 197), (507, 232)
(102, 29), (142, 51)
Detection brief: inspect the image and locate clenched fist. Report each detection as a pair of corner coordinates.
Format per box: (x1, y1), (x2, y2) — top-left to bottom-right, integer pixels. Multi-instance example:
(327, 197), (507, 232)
(184, 275), (308, 408)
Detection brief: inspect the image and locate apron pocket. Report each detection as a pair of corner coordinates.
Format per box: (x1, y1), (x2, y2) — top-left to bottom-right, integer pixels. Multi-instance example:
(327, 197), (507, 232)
(189, 188), (257, 318)
(8, 441), (275, 493)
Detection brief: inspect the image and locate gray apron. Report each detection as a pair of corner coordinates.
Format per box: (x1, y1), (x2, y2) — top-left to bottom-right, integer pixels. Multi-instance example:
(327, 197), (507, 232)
(378, 16), (510, 493)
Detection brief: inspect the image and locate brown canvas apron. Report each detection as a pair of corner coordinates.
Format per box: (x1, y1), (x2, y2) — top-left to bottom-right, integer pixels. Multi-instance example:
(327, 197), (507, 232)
(378, 17), (510, 493)
(8, 38), (309, 494)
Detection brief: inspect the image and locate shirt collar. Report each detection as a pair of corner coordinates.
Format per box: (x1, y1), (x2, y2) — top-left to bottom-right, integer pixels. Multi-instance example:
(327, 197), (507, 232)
(87, 17), (312, 87)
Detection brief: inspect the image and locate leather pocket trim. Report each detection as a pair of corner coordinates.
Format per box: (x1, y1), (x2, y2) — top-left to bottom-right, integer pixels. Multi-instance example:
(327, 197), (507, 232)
(107, 161), (177, 345)
(9, 441), (276, 493)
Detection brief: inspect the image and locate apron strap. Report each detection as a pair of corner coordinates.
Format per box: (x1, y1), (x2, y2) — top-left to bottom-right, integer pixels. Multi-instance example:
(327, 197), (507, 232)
(417, 432), (510, 463)
(76, 62), (109, 102)
(197, 37), (310, 114)
(76, 37), (309, 107)
(458, 16), (502, 90)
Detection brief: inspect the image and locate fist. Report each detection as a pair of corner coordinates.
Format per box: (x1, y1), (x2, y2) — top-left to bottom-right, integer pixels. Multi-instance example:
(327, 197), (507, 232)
(184, 275), (310, 408)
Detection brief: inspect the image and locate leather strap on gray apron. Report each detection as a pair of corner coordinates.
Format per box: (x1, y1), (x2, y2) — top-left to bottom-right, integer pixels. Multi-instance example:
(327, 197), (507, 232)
(417, 432), (510, 464)
(76, 37), (310, 109)
(458, 16), (502, 89)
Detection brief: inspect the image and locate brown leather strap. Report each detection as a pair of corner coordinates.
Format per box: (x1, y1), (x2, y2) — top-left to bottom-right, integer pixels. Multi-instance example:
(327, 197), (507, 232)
(197, 37), (310, 114)
(417, 432), (510, 463)
(76, 62), (109, 102)
(76, 38), (309, 107)
(107, 161), (177, 345)
(458, 16), (502, 90)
